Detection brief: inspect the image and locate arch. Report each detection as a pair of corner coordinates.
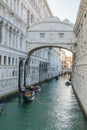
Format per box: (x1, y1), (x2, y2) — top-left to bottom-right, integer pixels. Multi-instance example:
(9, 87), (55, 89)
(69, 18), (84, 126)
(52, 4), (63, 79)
(27, 45), (74, 57)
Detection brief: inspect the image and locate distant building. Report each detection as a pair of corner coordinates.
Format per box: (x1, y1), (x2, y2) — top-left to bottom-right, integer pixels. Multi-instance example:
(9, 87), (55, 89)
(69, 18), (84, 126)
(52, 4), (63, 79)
(61, 50), (67, 70)
(66, 57), (72, 69)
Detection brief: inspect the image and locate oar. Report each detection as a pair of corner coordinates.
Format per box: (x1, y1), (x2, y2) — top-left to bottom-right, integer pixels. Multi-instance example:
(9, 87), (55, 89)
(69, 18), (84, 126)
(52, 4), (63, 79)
(35, 97), (46, 105)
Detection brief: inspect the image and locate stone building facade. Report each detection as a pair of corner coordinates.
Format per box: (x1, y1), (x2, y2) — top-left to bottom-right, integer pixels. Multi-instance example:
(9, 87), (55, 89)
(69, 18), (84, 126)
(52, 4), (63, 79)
(25, 48), (61, 86)
(0, 0), (61, 97)
(72, 0), (87, 116)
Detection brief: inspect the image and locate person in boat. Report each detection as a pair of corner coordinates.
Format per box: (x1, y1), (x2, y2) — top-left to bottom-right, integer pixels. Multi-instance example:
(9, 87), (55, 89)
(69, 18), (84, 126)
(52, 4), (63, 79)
(34, 86), (38, 91)
(21, 85), (26, 95)
(29, 86), (34, 91)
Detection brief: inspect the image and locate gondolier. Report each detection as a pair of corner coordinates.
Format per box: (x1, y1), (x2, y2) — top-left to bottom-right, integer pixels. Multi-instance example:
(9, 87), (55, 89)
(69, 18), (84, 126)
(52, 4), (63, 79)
(21, 85), (26, 95)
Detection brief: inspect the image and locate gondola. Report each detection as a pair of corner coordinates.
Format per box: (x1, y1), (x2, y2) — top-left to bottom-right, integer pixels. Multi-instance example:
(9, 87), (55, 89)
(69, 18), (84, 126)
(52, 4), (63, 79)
(33, 86), (41, 92)
(65, 81), (71, 86)
(22, 91), (35, 102)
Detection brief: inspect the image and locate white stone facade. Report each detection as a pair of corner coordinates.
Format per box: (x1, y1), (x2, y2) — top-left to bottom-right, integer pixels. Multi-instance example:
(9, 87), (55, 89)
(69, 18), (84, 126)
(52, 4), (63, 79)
(25, 48), (61, 85)
(0, 0), (61, 97)
(72, 0), (87, 116)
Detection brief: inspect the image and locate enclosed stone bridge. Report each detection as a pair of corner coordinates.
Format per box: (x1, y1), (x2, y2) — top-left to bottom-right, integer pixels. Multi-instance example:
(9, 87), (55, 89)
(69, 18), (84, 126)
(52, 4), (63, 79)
(19, 17), (76, 88)
(26, 17), (76, 55)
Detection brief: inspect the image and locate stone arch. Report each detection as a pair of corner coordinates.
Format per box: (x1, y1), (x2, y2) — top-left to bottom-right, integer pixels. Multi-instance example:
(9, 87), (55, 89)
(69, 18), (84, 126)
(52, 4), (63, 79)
(27, 45), (74, 57)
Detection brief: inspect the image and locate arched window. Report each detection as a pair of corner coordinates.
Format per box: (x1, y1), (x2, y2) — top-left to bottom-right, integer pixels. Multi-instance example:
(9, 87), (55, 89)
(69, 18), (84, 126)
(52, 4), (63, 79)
(4, 56), (7, 65)
(12, 57), (14, 65)
(17, 0), (19, 14)
(10, 0), (12, 8)
(5, 24), (8, 46)
(20, 34), (23, 49)
(21, 3), (23, 18)
(13, 29), (16, 48)
(31, 14), (34, 23)
(27, 10), (30, 25)
(0, 55), (2, 65)
(16, 31), (19, 48)
(14, 0), (16, 11)
(0, 22), (2, 43)
(9, 26), (12, 47)
(16, 58), (17, 65)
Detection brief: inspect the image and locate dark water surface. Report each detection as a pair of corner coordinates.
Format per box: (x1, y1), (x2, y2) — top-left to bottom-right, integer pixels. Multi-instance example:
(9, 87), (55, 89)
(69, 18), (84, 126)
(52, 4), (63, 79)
(0, 76), (87, 130)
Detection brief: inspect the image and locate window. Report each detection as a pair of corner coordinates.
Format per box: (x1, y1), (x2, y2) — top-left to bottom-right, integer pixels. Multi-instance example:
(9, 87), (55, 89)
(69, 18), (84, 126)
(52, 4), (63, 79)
(17, 0), (19, 14)
(9, 27), (12, 46)
(0, 22), (2, 43)
(13, 30), (16, 48)
(4, 56), (7, 65)
(13, 70), (14, 77)
(59, 33), (64, 38)
(5, 24), (8, 45)
(0, 55), (2, 65)
(27, 10), (30, 25)
(8, 57), (11, 65)
(31, 14), (34, 23)
(40, 33), (45, 38)
(12, 58), (14, 65)
(20, 34), (23, 49)
(16, 58), (17, 65)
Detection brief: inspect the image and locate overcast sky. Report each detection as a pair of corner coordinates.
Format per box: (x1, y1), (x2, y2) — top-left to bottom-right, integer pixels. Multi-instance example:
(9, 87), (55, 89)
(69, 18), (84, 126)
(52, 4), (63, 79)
(47, 0), (81, 23)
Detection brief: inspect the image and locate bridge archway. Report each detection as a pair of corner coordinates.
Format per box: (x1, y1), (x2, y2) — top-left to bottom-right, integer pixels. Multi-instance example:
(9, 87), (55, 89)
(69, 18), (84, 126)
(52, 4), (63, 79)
(24, 17), (75, 86)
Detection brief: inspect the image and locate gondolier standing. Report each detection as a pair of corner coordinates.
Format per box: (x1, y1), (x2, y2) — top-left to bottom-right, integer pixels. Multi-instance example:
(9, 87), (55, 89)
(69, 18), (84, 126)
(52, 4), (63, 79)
(21, 85), (26, 95)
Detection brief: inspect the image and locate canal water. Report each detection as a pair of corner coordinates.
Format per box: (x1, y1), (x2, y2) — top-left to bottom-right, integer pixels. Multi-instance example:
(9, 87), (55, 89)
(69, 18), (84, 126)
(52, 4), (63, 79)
(0, 76), (87, 130)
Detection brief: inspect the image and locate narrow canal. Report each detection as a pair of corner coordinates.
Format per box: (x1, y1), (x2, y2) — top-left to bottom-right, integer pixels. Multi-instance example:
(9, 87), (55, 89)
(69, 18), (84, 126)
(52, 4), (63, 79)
(0, 76), (87, 130)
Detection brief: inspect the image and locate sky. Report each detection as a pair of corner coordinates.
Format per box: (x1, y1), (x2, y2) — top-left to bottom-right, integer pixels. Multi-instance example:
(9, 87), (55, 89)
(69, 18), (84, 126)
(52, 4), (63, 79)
(47, 0), (81, 24)
(47, 0), (81, 56)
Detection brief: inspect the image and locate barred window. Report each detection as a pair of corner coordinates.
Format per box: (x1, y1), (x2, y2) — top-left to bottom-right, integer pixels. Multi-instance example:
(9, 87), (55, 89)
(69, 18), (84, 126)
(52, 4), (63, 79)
(59, 33), (64, 38)
(40, 33), (45, 38)
(0, 55), (2, 65)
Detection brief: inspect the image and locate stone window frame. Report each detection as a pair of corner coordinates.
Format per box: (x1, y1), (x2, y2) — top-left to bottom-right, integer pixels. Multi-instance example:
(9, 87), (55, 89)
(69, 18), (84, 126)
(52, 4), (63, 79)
(40, 33), (45, 38)
(59, 33), (64, 38)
